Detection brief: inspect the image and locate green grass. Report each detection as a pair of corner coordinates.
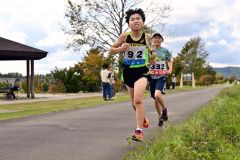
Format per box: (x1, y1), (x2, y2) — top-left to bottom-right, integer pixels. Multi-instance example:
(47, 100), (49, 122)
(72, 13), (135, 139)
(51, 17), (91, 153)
(0, 85), (215, 121)
(0, 93), (132, 120)
(123, 84), (240, 160)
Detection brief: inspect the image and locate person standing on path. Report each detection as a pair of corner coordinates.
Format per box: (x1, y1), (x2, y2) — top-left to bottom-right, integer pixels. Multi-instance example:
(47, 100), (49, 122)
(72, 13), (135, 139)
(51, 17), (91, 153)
(148, 32), (172, 126)
(109, 8), (156, 141)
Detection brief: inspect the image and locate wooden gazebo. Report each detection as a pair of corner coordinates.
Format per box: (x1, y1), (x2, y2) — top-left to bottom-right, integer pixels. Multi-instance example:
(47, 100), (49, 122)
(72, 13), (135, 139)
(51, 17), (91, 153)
(0, 37), (48, 98)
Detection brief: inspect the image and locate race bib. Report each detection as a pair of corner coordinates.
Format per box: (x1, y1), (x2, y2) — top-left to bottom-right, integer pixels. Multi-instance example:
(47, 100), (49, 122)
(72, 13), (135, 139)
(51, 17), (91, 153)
(149, 61), (168, 76)
(123, 46), (146, 66)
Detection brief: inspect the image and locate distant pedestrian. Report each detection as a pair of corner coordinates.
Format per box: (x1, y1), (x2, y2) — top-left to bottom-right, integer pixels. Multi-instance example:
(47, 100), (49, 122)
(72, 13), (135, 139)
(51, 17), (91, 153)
(100, 63), (112, 101)
(172, 74), (176, 90)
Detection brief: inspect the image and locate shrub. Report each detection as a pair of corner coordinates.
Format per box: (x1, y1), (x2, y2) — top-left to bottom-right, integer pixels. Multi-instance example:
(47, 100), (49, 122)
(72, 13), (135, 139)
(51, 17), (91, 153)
(41, 82), (49, 92)
(48, 82), (66, 93)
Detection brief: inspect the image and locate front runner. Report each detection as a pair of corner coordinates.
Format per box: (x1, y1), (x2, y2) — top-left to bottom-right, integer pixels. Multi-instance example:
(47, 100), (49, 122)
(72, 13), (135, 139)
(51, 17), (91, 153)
(109, 8), (156, 142)
(149, 32), (172, 126)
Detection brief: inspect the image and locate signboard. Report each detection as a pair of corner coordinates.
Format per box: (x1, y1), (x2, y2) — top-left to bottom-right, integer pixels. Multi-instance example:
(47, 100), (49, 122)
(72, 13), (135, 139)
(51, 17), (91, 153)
(183, 73), (192, 81)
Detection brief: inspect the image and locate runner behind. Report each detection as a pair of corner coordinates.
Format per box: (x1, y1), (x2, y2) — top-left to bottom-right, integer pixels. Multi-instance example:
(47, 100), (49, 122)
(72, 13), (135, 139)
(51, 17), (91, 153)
(149, 32), (172, 126)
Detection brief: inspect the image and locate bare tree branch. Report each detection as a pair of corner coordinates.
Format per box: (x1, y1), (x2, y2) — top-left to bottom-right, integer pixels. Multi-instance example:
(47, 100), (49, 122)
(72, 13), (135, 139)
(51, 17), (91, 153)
(63, 0), (171, 52)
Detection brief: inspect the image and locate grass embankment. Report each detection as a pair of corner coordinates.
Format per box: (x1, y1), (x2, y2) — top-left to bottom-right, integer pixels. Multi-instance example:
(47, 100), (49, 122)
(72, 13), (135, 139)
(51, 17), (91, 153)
(123, 85), (240, 160)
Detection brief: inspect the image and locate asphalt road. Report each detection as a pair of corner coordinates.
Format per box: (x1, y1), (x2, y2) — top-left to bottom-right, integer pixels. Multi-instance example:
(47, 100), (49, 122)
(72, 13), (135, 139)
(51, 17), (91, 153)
(0, 85), (228, 160)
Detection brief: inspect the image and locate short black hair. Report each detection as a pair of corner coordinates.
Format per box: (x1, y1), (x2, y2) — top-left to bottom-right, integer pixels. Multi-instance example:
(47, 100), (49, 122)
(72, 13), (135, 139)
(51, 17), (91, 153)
(125, 8), (145, 24)
(102, 63), (109, 69)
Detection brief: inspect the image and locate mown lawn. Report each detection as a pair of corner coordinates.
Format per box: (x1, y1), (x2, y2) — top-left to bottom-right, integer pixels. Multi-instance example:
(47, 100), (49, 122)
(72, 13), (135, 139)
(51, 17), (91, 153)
(123, 84), (240, 160)
(0, 87), (204, 120)
(0, 85), (216, 121)
(0, 93), (131, 120)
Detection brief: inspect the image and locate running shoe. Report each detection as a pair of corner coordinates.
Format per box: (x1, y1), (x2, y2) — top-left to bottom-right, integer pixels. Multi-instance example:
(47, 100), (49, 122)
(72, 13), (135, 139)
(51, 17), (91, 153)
(161, 108), (168, 121)
(132, 130), (144, 142)
(158, 117), (164, 127)
(143, 117), (149, 128)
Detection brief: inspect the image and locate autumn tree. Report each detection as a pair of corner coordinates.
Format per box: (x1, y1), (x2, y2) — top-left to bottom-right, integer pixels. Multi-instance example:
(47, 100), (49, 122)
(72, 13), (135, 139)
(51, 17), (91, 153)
(74, 47), (115, 92)
(172, 56), (184, 77)
(49, 47), (114, 92)
(214, 73), (224, 84)
(197, 64), (216, 85)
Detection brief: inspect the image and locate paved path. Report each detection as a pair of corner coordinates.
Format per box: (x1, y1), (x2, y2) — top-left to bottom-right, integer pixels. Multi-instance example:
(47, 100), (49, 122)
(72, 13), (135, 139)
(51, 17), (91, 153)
(0, 85), (227, 160)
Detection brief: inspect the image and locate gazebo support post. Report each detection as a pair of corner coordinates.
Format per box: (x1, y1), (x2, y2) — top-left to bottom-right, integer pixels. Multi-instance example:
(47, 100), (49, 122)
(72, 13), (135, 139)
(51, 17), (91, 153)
(30, 60), (34, 98)
(26, 60), (30, 98)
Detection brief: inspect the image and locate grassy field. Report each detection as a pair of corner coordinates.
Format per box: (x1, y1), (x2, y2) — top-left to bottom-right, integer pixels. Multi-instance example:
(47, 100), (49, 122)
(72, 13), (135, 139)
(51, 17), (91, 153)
(123, 85), (240, 160)
(0, 92), (131, 120)
(0, 86), (217, 120)
(0, 85), (216, 121)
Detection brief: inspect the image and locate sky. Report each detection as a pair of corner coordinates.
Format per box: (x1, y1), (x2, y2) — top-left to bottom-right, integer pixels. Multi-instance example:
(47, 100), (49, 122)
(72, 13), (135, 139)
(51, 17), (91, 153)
(0, 0), (240, 76)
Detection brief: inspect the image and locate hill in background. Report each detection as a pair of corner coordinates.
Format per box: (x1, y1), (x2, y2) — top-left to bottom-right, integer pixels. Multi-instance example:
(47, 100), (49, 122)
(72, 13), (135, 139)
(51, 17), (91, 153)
(213, 67), (240, 79)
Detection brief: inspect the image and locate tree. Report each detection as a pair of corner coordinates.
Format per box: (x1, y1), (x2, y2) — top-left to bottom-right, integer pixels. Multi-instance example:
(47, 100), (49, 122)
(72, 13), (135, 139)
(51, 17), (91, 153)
(50, 67), (81, 93)
(64, 0), (170, 79)
(227, 75), (237, 83)
(0, 72), (23, 78)
(204, 64), (216, 76)
(75, 47), (115, 92)
(63, 0), (170, 51)
(49, 47), (114, 92)
(178, 37), (208, 80)
(214, 73), (224, 84)
(172, 56), (184, 77)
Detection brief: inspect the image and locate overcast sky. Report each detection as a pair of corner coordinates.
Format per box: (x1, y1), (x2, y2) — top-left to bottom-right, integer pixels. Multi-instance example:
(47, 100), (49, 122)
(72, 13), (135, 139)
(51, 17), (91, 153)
(0, 0), (240, 75)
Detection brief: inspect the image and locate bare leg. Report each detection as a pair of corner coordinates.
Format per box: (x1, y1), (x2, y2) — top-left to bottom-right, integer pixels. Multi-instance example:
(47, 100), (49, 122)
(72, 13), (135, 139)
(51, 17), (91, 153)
(154, 100), (162, 116)
(126, 86), (136, 111)
(134, 77), (148, 128)
(155, 90), (166, 110)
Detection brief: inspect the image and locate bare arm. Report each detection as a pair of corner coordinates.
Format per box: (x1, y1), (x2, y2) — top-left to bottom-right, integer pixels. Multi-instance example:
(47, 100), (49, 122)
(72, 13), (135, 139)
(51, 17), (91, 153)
(146, 33), (156, 62)
(167, 59), (173, 74)
(109, 33), (129, 54)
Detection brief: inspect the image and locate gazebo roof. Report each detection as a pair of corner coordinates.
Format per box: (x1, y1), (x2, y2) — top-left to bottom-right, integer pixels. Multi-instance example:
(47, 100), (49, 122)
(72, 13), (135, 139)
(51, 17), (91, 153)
(0, 37), (47, 60)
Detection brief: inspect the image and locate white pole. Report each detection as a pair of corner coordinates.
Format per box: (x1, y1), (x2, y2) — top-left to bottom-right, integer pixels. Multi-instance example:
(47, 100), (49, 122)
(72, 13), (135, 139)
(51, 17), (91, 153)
(192, 72), (195, 88)
(180, 73), (183, 88)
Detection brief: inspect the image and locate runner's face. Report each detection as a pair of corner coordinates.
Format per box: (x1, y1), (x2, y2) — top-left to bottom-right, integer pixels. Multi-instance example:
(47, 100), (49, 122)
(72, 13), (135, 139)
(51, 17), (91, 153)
(128, 14), (144, 31)
(152, 35), (163, 47)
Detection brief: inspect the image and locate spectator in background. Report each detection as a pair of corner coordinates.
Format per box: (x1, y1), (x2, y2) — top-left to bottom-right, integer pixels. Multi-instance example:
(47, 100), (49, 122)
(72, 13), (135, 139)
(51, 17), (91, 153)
(100, 63), (112, 101)
(172, 74), (176, 90)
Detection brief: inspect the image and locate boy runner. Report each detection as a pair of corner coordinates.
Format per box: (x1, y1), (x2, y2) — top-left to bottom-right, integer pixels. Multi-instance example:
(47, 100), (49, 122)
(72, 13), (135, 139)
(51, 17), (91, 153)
(109, 8), (156, 141)
(149, 32), (172, 126)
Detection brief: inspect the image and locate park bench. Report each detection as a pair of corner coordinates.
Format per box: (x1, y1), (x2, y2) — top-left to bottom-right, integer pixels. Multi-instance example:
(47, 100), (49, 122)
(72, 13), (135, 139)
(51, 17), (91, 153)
(0, 87), (9, 94)
(0, 87), (19, 100)
(0, 87), (11, 99)
(0, 78), (21, 100)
